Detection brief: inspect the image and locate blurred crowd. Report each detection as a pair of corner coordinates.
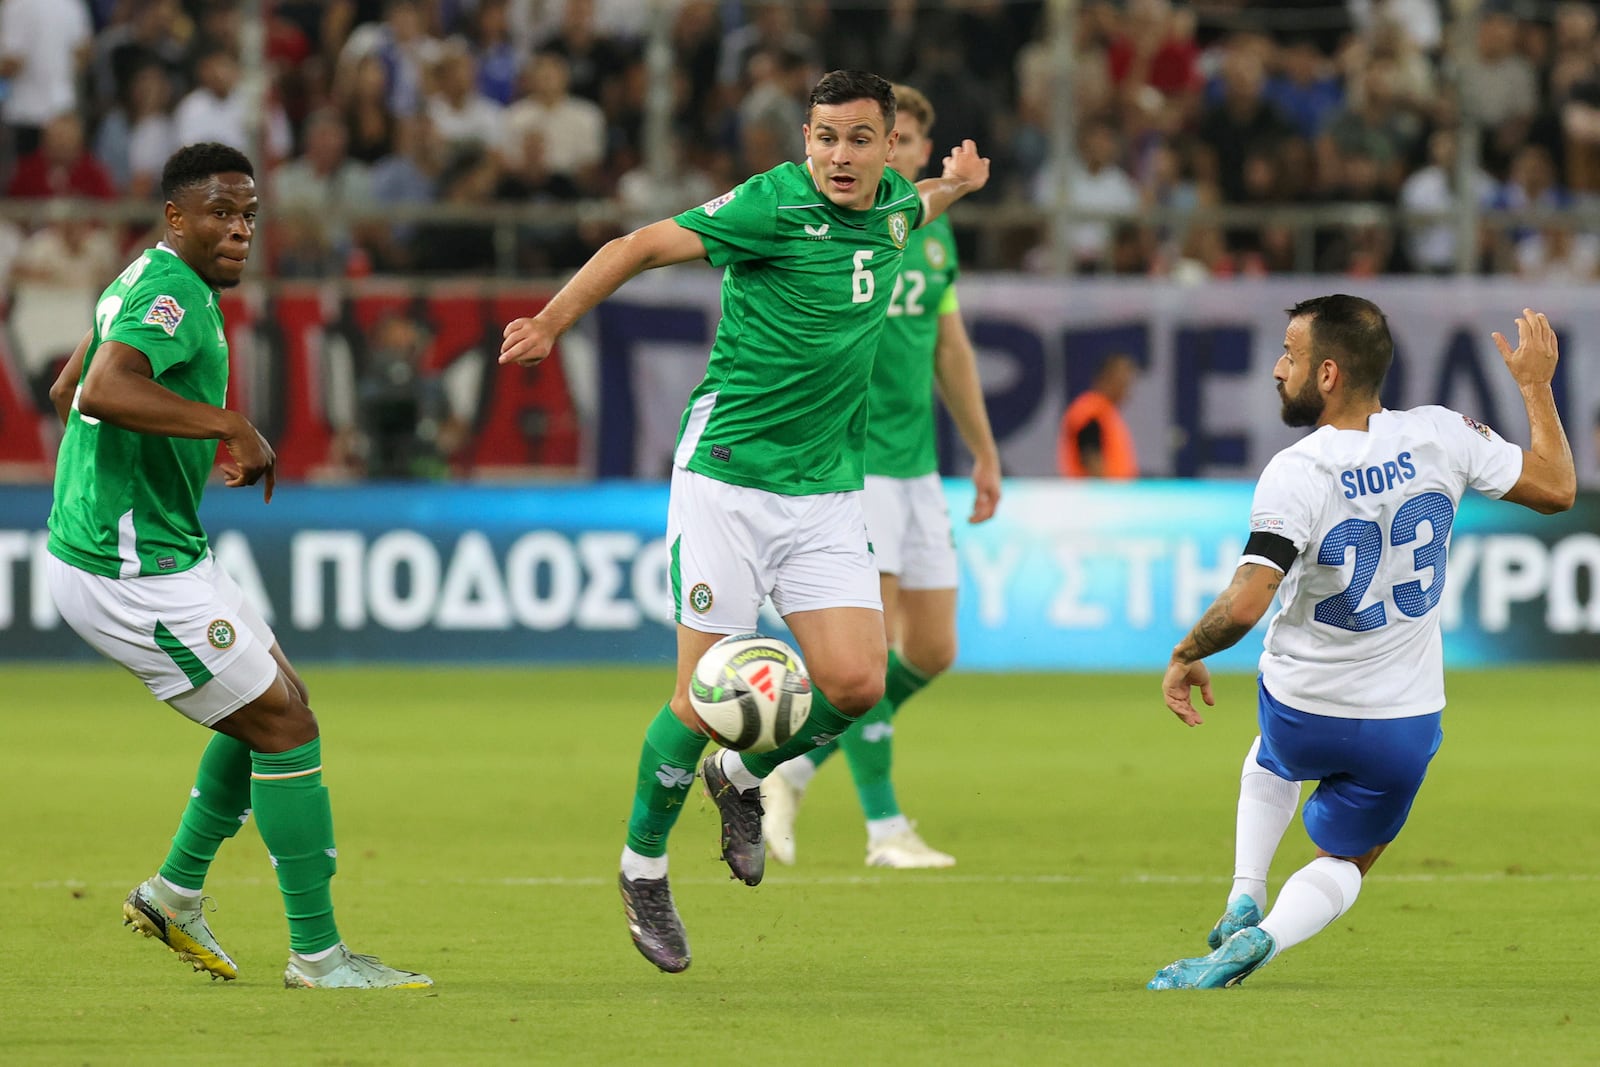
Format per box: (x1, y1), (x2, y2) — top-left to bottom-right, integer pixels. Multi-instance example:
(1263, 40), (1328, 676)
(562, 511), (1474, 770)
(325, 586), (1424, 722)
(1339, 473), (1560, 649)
(0, 0), (1599, 284)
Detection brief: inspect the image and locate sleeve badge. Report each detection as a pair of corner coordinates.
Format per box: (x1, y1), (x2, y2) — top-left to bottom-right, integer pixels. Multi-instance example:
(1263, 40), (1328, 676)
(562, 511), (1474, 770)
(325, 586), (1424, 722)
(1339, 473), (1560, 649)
(143, 294), (186, 336)
(1461, 414), (1493, 440)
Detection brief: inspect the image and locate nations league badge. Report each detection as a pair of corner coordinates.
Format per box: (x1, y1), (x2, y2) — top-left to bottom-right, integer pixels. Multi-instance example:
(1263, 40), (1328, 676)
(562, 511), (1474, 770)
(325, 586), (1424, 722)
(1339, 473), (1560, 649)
(888, 211), (908, 249)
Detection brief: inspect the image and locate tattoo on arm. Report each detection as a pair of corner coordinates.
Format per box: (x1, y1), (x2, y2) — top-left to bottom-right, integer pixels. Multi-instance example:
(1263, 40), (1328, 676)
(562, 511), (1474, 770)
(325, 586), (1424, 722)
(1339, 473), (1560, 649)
(1174, 568), (1280, 663)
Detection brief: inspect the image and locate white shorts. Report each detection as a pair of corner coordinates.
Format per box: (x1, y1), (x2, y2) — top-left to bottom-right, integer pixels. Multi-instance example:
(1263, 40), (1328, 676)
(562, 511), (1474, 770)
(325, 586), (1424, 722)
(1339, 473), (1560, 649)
(862, 473), (958, 590)
(666, 466), (882, 634)
(47, 552), (280, 726)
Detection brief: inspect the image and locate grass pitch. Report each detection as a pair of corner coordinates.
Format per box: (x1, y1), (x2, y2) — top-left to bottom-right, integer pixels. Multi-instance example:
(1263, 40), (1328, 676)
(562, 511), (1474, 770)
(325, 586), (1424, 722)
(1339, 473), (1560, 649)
(2, 664), (1597, 1065)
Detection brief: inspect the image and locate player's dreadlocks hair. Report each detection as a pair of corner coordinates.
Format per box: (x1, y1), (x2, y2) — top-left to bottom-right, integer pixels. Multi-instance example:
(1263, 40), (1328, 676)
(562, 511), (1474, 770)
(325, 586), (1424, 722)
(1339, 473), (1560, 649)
(808, 70), (896, 131)
(1286, 294), (1394, 398)
(161, 143), (255, 202)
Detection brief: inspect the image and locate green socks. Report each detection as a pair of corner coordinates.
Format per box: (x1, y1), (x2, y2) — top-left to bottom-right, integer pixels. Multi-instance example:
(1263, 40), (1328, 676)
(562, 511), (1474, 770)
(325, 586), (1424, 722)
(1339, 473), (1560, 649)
(159, 734), (254, 891)
(806, 651), (934, 818)
(740, 686), (857, 778)
(250, 738), (341, 955)
(626, 705), (709, 858)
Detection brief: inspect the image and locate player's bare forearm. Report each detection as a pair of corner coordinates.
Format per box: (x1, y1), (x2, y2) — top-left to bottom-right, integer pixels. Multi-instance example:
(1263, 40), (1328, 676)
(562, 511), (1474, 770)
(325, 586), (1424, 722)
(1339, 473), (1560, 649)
(79, 345), (240, 440)
(933, 313), (998, 467)
(541, 220), (707, 335)
(1171, 564), (1281, 666)
(50, 331), (93, 426)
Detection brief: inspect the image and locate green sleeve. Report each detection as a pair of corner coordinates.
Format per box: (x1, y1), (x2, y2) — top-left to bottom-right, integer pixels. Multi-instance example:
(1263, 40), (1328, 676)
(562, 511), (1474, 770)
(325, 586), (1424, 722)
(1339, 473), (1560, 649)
(104, 278), (209, 378)
(673, 172), (779, 267)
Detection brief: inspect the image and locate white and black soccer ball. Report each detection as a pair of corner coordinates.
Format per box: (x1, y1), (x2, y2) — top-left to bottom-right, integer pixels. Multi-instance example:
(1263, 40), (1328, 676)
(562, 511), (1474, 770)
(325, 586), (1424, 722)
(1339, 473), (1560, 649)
(689, 633), (812, 753)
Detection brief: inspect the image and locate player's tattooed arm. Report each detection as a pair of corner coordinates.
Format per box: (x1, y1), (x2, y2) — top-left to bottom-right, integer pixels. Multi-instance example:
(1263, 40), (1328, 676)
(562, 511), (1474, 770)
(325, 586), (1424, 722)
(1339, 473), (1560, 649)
(1172, 564), (1282, 665)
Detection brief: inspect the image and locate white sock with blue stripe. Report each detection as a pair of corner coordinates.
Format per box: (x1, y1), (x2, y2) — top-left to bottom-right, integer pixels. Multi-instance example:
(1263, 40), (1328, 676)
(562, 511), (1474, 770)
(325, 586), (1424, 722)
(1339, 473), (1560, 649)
(1258, 856), (1363, 959)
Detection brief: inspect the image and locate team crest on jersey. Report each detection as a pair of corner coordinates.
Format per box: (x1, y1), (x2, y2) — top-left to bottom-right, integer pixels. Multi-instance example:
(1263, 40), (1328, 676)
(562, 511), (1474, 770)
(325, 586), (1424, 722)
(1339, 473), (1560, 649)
(1461, 414), (1493, 440)
(924, 238), (947, 268)
(700, 189), (736, 217)
(689, 583), (714, 614)
(206, 619), (236, 650)
(143, 295), (186, 336)
(888, 211), (909, 249)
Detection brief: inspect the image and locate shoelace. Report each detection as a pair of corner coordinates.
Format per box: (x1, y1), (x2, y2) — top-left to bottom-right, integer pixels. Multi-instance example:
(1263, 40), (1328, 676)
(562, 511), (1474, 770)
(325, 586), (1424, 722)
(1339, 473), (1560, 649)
(629, 878), (677, 921)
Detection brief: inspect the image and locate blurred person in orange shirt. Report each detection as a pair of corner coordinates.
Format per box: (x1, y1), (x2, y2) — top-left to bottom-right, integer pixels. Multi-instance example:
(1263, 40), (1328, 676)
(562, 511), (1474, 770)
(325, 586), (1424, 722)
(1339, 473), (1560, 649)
(1058, 352), (1141, 478)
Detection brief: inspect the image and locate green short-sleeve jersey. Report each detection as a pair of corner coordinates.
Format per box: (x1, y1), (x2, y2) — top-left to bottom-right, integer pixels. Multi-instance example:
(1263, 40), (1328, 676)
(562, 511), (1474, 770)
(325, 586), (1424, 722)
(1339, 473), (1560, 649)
(672, 160), (923, 495)
(866, 213), (960, 478)
(48, 245), (231, 579)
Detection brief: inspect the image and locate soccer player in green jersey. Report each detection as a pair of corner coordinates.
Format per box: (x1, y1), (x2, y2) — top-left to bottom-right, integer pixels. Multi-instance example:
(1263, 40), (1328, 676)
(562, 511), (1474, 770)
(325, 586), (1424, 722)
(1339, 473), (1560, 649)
(760, 84), (1002, 870)
(45, 143), (430, 990)
(500, 71), (990, 972)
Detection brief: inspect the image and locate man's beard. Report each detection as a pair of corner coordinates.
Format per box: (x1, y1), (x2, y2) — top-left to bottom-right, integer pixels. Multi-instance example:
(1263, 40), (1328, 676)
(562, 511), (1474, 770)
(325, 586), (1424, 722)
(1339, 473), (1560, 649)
(1279, 376), (1324, 427)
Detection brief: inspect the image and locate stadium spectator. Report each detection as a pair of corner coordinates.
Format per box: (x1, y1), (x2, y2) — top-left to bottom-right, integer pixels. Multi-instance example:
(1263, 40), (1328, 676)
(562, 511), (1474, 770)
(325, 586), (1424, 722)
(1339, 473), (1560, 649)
(502, 52), (607, 193)
(426, 42), (506, 153)
(1450, 3), (1539, 173)
(1489, 143), (1573, 271)
(7, 113), (117, 200)
(463, 0), (522, 106)
(173, 47), (292, 163)
(7, 206), (118, 406)
(1196, 42), (1299, 204)
(88, 0), (188, 123)
(671, 0), (726, 141)
(1108, 0), (1202, 106)
(718, 1), (818, 93)
(1264, 38), (1343, 140)
(736, 48), (808, 170)
(366, 115), (444, 271)
(1058, 353), (1141, 479)
(537, 0), (639, 104)
(1031, 119), (1139, 272)
(0, 0), (93, 155)
(338, 0), (444, 117)
(1398, 128), (1494, 274)
(354, 312), (464, 480)
(274, 108), (376, 266)
(1315, 59), (1422, 196)
(95, 62), (181, 199)
(337, 54), (399, 164)
(411, 145), (501, 274)
(1347, 0), (1443, 54)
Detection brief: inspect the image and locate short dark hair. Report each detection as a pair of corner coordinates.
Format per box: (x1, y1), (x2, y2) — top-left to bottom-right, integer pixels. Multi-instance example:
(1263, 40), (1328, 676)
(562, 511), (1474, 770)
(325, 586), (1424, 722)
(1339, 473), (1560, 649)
(162, 142), (254, 202)
(1286, 294), (1393, 397)
(807, 70), (896, 131)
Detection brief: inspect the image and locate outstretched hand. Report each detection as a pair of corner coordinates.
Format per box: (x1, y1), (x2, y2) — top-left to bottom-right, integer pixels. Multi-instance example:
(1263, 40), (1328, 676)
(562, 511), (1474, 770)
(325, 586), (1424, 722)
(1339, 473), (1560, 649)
(221, 416), (276, 503)
(1162, 658), (1214, 727)
(941, 139), (991, 194)
(1492, 308), (1559, 390)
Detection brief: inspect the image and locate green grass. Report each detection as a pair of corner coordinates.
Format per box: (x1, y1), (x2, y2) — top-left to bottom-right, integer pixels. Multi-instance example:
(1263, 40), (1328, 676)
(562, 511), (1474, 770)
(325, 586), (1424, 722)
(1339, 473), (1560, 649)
(2, 665), (1597, 1065)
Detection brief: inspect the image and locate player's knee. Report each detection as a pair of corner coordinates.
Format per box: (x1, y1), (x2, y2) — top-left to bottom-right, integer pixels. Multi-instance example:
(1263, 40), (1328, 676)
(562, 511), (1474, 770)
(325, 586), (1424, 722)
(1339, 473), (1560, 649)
(817, 665), (885, 717)
(904, 638), (956, 679)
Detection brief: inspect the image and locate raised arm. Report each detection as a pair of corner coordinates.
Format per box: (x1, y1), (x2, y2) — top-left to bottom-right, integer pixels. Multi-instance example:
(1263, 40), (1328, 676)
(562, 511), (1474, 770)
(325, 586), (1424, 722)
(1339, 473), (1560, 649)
(932, 309), (1000, 522)
(1163, 563), (1283, 726)
(1493, 308), (1576, 515)
(915, 139), (990, 228)
(499, 219), (709, 367)
(49, 330), (93, 426)
(80, 341), (276, 500)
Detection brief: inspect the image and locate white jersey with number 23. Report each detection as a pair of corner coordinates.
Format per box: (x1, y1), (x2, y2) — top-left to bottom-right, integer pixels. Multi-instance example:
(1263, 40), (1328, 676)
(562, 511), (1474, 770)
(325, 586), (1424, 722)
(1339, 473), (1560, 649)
(1242, 406), (1524, 720)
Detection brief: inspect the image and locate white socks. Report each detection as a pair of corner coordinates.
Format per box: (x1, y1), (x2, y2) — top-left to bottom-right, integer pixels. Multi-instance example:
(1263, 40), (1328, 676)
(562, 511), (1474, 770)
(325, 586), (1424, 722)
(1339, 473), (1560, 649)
(1259, 856), (1363, 958)
(866, 814), (911, 844)
(1230, 737), (1301, 909)
(620, 847), (668, 881)
(777, 755), (816, 791)
(158, 875), (203, 900)
(719, 747), (762, 792)
(293, 943), (343, 964)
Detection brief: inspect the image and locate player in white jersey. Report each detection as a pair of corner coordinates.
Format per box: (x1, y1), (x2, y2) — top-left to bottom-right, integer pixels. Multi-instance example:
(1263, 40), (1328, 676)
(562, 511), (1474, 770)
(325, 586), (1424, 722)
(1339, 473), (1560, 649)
(1147, 296), (1575, 989)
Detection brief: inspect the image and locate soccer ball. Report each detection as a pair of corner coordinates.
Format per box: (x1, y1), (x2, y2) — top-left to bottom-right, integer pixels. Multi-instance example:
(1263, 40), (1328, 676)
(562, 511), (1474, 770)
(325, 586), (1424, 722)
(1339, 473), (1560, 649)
(689, 633), (812, 753)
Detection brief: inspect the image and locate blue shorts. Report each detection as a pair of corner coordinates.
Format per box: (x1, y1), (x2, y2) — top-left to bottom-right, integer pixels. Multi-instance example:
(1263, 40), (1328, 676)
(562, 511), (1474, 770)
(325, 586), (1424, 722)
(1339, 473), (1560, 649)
(1255, 680), (1443, 858)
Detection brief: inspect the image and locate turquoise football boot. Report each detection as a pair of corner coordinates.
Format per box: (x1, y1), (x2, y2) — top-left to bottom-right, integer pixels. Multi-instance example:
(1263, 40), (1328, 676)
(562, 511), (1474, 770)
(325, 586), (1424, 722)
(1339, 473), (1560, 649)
(1207, 894), (1263, 949)
(1148, 927), (1276, 990)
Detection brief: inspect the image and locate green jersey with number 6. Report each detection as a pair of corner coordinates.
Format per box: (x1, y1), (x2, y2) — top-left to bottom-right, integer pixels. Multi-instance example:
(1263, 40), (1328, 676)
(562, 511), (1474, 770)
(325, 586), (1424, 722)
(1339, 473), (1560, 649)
(48, 244), (231, 579)
(672, 161), (923, 495)
(866, 213), (959, 478)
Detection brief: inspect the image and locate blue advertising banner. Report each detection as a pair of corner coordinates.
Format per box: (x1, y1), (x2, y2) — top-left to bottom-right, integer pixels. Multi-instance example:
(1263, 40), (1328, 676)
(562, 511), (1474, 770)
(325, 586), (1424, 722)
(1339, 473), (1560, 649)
(3, 482), (1597, 668)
